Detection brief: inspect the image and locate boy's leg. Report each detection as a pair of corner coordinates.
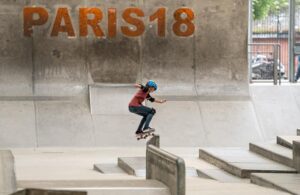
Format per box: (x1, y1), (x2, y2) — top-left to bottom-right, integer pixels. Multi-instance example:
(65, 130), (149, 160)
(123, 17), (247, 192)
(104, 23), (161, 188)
(136, 117), (146, 134)
(143, 108), (156, 130)
(129, 106), (147, 133)
(296, 64), (300, 81)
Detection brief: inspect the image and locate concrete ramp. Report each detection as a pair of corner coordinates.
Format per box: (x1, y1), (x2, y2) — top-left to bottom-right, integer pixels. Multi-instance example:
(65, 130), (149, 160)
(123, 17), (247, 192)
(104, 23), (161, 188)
(0, 150), (17, 195)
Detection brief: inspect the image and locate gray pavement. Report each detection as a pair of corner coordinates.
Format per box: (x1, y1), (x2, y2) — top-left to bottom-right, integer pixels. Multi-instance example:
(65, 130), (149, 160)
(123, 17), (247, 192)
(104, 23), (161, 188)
(251, 173), (300, 195)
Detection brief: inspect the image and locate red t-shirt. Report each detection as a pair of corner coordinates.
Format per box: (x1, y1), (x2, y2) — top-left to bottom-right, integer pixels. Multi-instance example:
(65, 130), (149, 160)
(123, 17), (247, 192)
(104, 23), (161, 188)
(129, 86), (155, 107)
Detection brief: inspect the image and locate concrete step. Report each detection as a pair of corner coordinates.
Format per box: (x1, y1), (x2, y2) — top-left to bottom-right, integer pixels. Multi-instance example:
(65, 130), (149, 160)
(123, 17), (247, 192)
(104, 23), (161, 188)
(118, 157), (199, 177)
(93, 164), (127, 174)
(186, 159), (247, 183)
(18, 180), (170, 195)
(199, 147), (297, 178)
(118, 157), (146, 177)
(249, 142), (293, 167)
(196, 169), (247, 183)
(251, 173), (300, 195)
(277, 136), (300, 149)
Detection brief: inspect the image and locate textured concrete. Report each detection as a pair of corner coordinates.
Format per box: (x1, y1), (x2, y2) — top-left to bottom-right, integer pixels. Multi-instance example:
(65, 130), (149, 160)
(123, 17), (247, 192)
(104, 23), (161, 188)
(277, 136), (300, 149)
(293, 141), (300, 171)
(146, 145), (185, 195)
(251, 173), (300, 195)
(0, 150), (16, 195)
(194, 0), (249, 97)
(249, 142), (293, 167)
(0, 0), (249, 97)
(199, 148), (297, 178)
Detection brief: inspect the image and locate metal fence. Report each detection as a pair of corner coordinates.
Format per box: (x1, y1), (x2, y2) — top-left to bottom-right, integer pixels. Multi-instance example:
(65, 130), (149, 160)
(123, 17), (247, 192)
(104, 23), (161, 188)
(248, 43), (282, 84)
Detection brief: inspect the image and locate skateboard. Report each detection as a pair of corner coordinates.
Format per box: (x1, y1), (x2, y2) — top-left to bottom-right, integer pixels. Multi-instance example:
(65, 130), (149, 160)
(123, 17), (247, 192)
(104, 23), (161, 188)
(136, 129), (155, 140)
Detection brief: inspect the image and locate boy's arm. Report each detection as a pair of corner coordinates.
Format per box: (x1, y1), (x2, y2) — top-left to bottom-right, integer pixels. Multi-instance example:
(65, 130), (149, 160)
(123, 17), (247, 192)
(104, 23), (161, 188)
(147, 94), (166, 104)
(154, 99), (167, 103)
(134, 83), (146, 89)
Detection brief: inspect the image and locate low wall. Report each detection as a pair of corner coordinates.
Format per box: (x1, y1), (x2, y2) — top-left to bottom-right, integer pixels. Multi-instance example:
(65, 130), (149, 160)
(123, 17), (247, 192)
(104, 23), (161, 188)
(293, 141), (300, 172)
(11, 189), (86, 195)
(0, 150), (17, 195)
(146, 145), (185, 195)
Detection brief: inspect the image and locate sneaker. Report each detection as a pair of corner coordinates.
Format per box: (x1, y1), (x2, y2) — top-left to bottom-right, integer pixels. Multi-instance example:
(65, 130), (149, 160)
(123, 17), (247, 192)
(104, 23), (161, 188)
(135, 130), (143, 135)
(143, 127), (155, 133)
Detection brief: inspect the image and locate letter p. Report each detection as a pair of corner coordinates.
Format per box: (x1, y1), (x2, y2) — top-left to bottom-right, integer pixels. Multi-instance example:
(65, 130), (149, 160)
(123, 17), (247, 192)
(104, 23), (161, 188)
(23, 7), (48, 37)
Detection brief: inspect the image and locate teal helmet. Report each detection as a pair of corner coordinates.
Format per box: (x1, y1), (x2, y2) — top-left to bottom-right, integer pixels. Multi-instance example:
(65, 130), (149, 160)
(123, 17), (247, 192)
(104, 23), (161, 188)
(146, 80), (157, 91)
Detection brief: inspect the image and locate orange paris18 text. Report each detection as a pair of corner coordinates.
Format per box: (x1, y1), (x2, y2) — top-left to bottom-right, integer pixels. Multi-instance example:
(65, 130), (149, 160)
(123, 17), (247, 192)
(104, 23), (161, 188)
(23, 7), (195, 38)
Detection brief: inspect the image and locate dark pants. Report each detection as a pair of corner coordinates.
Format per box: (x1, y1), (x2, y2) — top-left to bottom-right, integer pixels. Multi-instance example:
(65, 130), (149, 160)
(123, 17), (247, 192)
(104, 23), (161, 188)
(296, 64), (300, 81)
(129, 105), (156, 131)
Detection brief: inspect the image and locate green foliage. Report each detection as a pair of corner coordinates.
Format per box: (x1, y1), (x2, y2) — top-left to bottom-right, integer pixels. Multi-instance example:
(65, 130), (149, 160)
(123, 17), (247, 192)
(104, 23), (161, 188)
(253, 0), (288, 20)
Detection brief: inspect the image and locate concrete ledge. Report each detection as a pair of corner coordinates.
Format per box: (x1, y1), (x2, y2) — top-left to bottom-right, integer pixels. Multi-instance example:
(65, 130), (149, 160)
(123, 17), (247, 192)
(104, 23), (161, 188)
(146, 145), (185, 195)
(277, 136), (293, 149)
(293, 141), (300, 171)
(11, 189), (86, 195)
(199, 149), (243, 178)
(0, 150), (16, 195)
(118, 157), (145, 177)
(249, 143), (294, 167)
(277, 136), (300, 149)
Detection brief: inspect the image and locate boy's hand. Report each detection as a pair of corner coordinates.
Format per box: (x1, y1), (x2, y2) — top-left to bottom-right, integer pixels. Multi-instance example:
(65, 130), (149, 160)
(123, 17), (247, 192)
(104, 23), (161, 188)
(134, 84), (141, 88)
(160, 99), (167, 103)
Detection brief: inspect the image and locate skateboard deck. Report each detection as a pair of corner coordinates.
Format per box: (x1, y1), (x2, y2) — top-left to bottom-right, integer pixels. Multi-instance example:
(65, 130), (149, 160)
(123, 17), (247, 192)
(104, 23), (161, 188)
(136, 130), (155, 140)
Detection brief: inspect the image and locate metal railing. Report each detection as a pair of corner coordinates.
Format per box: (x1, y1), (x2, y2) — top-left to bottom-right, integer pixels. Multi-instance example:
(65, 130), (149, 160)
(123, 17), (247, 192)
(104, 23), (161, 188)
(248, 43), (282, 85)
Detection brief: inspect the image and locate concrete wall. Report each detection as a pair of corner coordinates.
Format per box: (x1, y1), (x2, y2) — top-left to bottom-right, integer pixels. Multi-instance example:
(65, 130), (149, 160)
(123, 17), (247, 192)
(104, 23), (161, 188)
(0, 0), (248, 97)
(2, 1), (299, 148)
(146, 145), (185, 195)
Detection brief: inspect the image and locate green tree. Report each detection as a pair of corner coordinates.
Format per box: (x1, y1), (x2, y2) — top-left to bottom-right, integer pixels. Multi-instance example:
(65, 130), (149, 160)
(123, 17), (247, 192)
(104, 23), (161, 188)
(253, 0), (288, 20)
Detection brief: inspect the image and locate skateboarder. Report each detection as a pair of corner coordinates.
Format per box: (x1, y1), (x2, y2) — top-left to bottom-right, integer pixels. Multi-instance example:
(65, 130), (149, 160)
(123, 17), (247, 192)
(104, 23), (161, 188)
(128, 80), (166, 135)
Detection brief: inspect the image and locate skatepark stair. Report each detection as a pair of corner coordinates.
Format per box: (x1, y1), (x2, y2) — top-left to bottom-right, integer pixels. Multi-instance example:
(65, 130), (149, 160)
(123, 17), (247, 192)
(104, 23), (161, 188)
(249, 142), (294, 167)
(277, 136), (300, 149)
(199, 148), (296, 178)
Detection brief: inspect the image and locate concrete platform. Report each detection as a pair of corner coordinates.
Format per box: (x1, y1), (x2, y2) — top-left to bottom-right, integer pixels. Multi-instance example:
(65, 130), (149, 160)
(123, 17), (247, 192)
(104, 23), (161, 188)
(93, 164), (127, 174)
(249, 142), (293, 167)
(251, 173), (300, 195)
(277, 136), (300, 149)
(18, 180), (170, 195)
(199, 148), (297, 178)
